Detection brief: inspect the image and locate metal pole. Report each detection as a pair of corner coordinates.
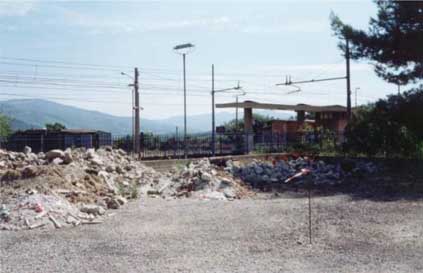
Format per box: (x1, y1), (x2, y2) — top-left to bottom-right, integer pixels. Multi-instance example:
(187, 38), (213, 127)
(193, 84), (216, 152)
(175, 126), (178, 158)
(132, 88), (135, 153)
(235, 95), (239, 132)
(346, 38), (352, 120)
(398, 84), (401, 95)
(308, 184), (312, 245)
(134, 67), (140, 157)
(355, 88), (358, 108)
(183, 54), (187, 159)
(211, 64), (215, 157)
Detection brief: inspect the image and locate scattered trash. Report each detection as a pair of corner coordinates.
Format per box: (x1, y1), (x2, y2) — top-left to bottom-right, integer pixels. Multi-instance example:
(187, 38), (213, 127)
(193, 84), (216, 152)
(33, 203), (44, 213)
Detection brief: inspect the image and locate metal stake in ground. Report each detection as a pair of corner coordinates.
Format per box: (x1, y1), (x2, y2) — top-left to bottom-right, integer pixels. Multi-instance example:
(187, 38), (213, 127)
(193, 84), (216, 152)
(307, 179), (312, 245)
(285, 168), (313, 244)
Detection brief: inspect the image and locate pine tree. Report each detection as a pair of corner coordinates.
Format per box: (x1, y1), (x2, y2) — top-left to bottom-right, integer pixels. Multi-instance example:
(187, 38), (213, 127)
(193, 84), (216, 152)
(331, 0), (423, 85)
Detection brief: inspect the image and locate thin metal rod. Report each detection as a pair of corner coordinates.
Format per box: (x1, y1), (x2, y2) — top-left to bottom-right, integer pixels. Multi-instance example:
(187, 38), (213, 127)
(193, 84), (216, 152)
(183, 53), (187, 159)
(308, 184), (312, 245)
(235, 95), (239, 132)
(211, 64), (215, 157)
(275, 76), (346, 86)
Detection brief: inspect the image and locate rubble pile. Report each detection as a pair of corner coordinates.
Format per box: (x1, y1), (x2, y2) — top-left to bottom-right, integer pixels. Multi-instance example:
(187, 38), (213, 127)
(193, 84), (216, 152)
(0, 148), (252, 231)
(229, 157), (380, 186)
(144, 159), (253, 200)
(0, 146), (161, 230)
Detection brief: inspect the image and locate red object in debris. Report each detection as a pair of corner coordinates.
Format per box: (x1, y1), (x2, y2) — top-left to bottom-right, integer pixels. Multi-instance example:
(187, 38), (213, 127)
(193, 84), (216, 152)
(33, 203), (43, 213)
(284, 168), (311, 183)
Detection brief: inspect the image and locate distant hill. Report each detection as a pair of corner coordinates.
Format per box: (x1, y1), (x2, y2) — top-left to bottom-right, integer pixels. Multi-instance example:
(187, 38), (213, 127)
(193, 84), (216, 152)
(156, 110), (293, 132)
(0, 99), (293, 135)
(0, 99), (176, 135)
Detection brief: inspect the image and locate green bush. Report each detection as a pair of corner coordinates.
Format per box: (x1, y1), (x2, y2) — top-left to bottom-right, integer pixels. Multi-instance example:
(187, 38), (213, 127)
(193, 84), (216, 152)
(344, 87), (423, 158)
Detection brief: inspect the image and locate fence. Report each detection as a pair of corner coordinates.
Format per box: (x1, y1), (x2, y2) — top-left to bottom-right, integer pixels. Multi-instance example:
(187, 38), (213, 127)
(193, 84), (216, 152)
(0, 133), (112, 153)
(0, 131), (345, 159)
(112, 131), (345, 159)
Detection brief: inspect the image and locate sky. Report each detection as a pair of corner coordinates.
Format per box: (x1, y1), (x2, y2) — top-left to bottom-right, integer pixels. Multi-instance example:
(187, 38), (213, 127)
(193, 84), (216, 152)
(0, 0), (404, 119)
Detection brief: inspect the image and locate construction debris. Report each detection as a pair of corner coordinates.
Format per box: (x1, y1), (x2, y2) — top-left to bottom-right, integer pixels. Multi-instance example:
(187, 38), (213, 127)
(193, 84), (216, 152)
(141, 159), (253, 200)
(0, 145), (379, 231)
(0, 147), (160, 230)
(228, 157), (380, 187)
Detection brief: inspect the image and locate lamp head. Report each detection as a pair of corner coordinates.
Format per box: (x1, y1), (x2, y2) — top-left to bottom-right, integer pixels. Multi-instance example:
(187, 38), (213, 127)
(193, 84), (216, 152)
(173, 43), (195, 54)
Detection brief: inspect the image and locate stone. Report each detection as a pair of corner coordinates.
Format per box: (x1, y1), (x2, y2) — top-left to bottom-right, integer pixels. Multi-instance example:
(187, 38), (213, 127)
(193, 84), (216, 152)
(222, 187), (236, 199)
(52, 158), (64, 165)
(45, 149), (64, 161)
(105, 198), (120, 209)
(80, 204), (106, 216)
(23, 146), (32, 155)
(63, 152), (73, 164)
(105, 165), (115, 173)
(21, 165), (38, 178)
(201, 172), (212, 182)
(86, 149), (96, 159)
(0, 161), (6, 168)
(115, 196), (127, 206)
(90, 156), (103, 166)
(1, 169), (20, 181)
(254, 165), (264, 175)
(115, 166), (124, 174)
(201, 191), (227, 201)
(218, 178), (232, 189)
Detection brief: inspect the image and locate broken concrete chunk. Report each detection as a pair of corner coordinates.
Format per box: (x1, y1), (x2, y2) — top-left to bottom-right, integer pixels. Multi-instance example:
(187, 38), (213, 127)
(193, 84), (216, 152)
(80, 204), (106, 216)
(23, 146), (32, 155)
(45, 149), (65, 161)
(63, 152), (73, 164)
(52, 157), (64, 165)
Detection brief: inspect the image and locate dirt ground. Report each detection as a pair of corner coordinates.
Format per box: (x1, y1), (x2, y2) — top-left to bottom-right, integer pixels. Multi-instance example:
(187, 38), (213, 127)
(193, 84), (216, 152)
(1, 191), (423, 273)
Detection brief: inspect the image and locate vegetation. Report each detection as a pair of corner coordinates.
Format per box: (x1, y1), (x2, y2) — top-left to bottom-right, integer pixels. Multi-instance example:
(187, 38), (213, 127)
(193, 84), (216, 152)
(331, 0), (423, 85)
(344, 87), (423, 158)
(223, 113), (274, 134)
(330, 1), (423, 158)
(45, 122), (66, 131)
(0, 114), (11, 137)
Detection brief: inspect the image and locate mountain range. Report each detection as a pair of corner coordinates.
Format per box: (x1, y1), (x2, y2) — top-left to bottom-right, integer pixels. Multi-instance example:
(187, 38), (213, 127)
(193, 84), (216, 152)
(0, 99), (292, 135)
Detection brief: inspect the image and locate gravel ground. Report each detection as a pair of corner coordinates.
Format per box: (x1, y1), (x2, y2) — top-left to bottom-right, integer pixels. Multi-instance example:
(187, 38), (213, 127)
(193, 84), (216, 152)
(1, 193), (423, 273)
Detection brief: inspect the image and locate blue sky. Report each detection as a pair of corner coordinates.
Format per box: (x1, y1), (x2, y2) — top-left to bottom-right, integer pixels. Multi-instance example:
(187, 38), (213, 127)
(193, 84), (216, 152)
(0, 0), (403, 119)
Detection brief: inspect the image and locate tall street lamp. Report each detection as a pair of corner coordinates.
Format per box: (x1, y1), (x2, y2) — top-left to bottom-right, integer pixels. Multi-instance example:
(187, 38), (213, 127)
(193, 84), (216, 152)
(174, 43), (195, 159)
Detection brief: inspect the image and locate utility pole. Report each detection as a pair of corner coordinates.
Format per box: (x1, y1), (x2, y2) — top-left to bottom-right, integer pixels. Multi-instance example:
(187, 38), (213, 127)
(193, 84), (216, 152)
(134, 67), (140, 157)
(398, 84), (401, 95)
(211, 65), (242, 157)
(235, 95), (239, 132)
(211, 64), (216, 156)
(346, 38), (352, 120)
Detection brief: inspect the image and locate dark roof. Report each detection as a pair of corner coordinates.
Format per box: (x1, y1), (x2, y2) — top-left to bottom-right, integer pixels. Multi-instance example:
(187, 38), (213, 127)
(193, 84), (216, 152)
(216, 101), (348, 112)
(13, 129), (108, 135)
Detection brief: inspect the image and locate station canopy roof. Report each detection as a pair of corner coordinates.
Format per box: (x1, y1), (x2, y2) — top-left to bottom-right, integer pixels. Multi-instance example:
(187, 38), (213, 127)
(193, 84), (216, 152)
(216, 101), (348, 113)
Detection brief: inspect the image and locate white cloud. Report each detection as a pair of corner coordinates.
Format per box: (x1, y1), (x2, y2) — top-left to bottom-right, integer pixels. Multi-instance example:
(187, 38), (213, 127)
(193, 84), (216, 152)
(0, 1), (38, 17)
(241, 20), (328, 34)
(61, 9), (232, 34)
